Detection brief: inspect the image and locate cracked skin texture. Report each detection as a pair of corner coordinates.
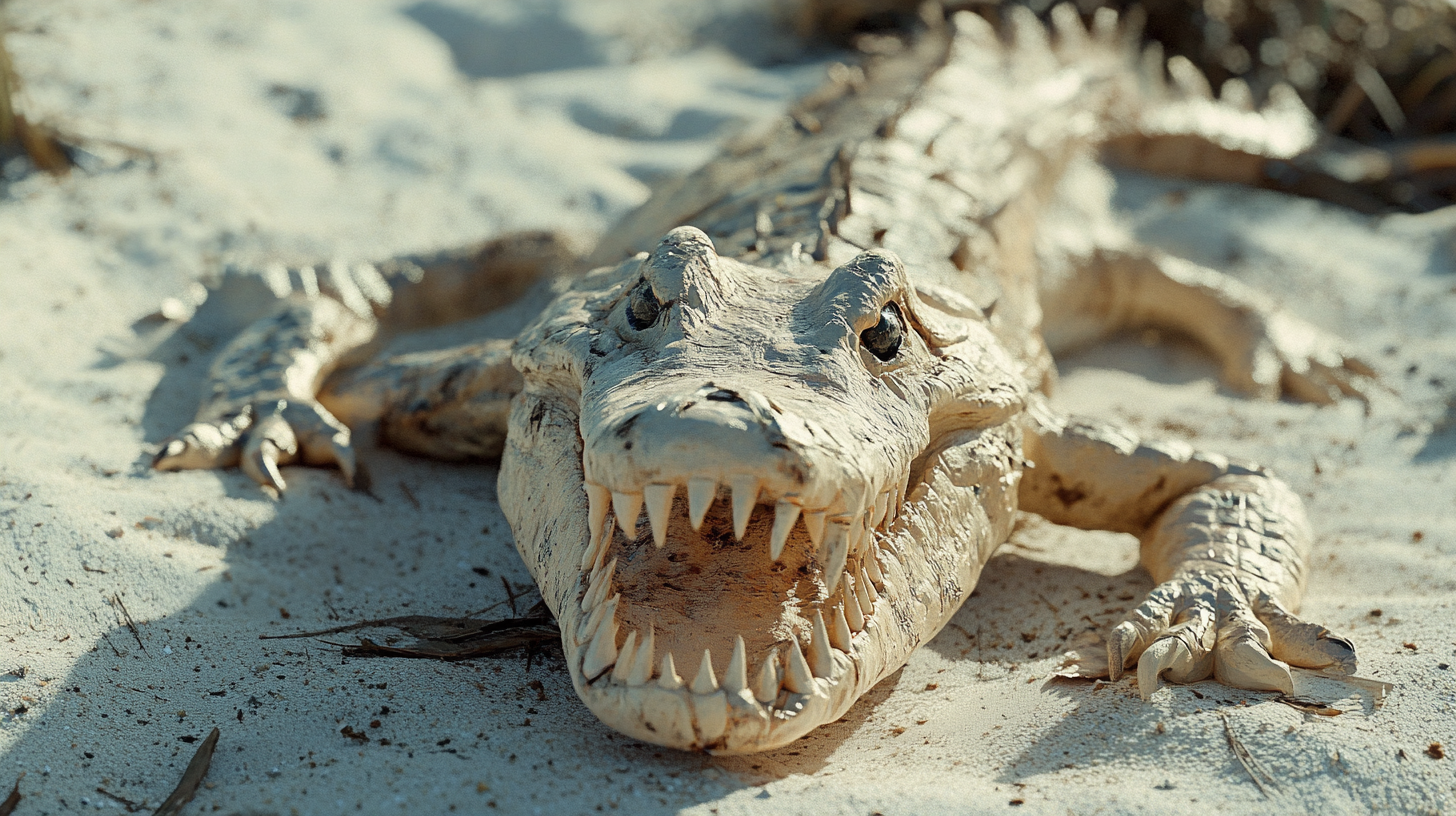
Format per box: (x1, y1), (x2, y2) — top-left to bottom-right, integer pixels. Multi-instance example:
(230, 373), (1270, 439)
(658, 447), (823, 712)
(155, 9), (1364, 752)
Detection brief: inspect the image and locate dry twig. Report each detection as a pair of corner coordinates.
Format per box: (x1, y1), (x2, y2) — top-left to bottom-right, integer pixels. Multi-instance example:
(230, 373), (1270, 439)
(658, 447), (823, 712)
(111, 593), (148, 654)
(0, 773), (22, 816)
(1275, 695), (1343, 717)
(152, 727), (218, 816)
(95, 786), (143, 812)
(262, 602), (559, 662)
(1221, 712), (1279, 799)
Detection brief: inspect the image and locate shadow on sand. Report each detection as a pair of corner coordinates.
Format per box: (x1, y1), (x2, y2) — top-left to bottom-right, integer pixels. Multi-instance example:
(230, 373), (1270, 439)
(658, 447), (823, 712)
(3, 333), (1197, 814)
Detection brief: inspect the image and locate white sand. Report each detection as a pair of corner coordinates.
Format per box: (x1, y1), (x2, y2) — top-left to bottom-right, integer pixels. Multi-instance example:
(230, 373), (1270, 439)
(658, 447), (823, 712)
(1, 1), (1452, 813)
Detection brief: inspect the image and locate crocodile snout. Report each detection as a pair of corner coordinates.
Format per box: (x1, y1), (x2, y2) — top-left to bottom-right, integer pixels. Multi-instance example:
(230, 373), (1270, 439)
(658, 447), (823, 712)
(588, 381), (807, 496)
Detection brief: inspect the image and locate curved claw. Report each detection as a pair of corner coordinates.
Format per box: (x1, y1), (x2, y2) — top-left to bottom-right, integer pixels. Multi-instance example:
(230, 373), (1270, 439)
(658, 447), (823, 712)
(319, 436), (356, 488)
(1107, 584), (1181, 681)
(241, 411), (299, 492)
(1108, 622), (1144, 682)
(1214, 636), (1294, 694)
(1136, 638), (1190, 700)
(1339, 355), (1377, 380)
(1133, 608), (1216, 698)
(1283, 358), (1375, 408)
(1254, 594), (1358, 674)
(1280, 364), (1340, 406)
(1213, 590), (1294, 694)
(290, 403), (357, 487)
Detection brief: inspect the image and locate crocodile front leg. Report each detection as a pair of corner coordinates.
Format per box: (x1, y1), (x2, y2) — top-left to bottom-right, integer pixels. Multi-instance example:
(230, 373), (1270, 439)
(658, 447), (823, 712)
(1018, 397), (1356, 697)
(153, 293), (377, 490)
(153, 231), (574, 490)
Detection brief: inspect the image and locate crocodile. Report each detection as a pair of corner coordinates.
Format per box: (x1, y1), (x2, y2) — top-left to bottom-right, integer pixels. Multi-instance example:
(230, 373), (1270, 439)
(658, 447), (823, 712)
(153, 7), (1367, 753)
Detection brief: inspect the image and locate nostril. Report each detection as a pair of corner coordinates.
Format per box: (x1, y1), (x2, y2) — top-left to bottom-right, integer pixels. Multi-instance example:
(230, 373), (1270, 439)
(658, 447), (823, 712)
(705, 389), (742, 403)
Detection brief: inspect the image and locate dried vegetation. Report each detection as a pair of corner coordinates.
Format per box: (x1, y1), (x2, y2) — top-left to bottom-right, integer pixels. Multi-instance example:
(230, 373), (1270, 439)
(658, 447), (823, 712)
(810, 0), (1456, 211)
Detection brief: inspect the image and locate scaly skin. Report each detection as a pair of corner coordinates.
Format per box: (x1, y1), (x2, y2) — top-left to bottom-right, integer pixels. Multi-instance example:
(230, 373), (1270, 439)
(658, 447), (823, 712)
(155, 9), (1361, 752)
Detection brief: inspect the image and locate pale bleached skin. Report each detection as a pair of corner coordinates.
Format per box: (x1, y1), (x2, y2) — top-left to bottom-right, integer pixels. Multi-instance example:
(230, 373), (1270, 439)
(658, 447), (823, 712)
(155, 9), (1364, 753)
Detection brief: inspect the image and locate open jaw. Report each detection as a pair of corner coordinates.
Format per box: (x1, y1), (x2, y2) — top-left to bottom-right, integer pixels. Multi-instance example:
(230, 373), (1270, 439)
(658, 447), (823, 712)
(500, 232), (1029, 751)
(565, 462), (912, 754)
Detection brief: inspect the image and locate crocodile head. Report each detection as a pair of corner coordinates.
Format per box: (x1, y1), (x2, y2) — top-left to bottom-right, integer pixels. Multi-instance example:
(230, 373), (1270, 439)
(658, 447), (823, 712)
(500, 226), (1027, 753)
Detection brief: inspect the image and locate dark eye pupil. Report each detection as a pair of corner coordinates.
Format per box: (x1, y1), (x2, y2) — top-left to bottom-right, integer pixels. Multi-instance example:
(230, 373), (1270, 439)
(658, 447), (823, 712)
(627, 280), (662, 330)
(861, 302), (903, 362)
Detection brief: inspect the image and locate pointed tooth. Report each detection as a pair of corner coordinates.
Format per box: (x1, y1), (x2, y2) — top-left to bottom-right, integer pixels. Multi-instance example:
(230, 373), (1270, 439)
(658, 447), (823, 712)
(657, 652), (684, 690)
(859, 564), (879, 602)
(784, 639), (814, 694)
(586, 483), (609, 553)
(612, 491), (643, 539)
(687, 478), (716, 530)
(581, 606), (619, 680)
(590, 557), (618, 607)
(872, 491), (888, 530)
(581, 558), (617, 613)
(754, 648), (781, 704)
(843, 582), (865, 632)
(576, 594), (614, 646)
(1091, 6), (1119, 42)
(643, 483), (675, 549)
(770, 502), (800, 560)
(810, 611), (834, 678)
(856, 567), (875, 613)
(1220, 77), (1254, 111)
(803, 511), (826, 548)
(611, 630), (639, 683)
(1009, 5), (1050, 56)
(691, 649), (719, 695)
(830, 604), (853, 651)
(730, 476), (758, 540)
(1140, 42), (1166, 95)
(850, 568), (873, 600)
(1051, 2), (1087, 46)
(626, 625), (656, 686)
(579, 519), (605, 573)
(866, 551), (884, 586)
(822, 520), (851, 595)
(724, 635), (749, 694)
(1167, 55), (1212, 100)
(850, 515), (867, 559)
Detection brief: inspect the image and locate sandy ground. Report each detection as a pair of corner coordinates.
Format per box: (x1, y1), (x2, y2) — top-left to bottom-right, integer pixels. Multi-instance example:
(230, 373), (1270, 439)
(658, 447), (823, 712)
(0, 1), (1453, 814)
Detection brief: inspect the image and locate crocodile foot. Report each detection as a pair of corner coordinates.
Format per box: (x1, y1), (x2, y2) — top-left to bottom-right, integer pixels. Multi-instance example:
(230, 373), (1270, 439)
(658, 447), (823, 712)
(1106, 571), (1358, 699)
(1227, 309), (1377, 405)
(153, 399), (355, 492)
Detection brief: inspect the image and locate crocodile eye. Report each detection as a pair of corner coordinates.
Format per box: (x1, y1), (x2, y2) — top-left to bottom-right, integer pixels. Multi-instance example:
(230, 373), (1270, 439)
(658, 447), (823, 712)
(626, 279), (663, 330)
(860, 302), (904, 362)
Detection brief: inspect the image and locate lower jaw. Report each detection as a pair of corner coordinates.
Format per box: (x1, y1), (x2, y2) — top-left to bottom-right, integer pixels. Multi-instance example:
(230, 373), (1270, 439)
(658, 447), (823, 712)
(559, 511), (925, 753)
(564, 614), (867, 754)
(573, 649), (857, 753)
